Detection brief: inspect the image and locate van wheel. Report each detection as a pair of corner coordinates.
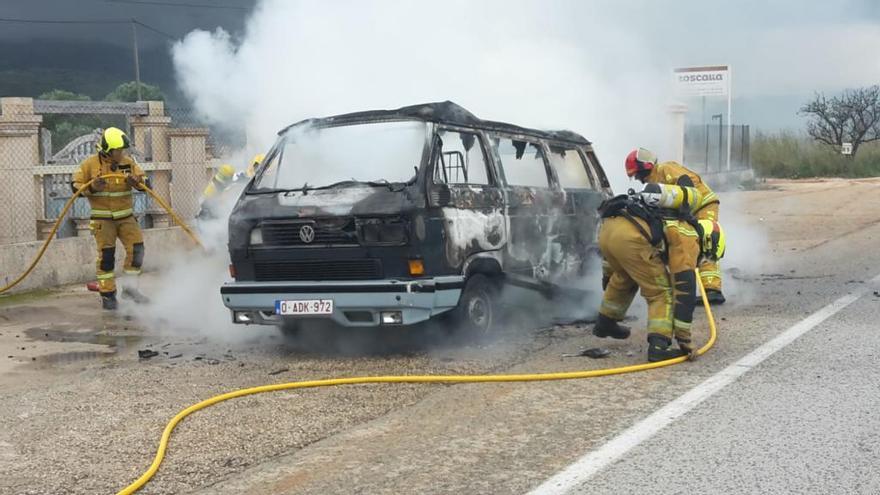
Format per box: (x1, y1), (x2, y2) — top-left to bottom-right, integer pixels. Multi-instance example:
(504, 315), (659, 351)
(451, 274), (498, 335)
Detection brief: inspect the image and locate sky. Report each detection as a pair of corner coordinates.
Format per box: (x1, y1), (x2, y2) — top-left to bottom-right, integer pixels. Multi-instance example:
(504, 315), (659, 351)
(159, 0), (880, 192)
(2, 0), (879, 138)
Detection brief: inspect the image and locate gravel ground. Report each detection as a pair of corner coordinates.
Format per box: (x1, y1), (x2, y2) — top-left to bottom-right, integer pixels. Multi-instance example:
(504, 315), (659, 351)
(1, 178), (879, 494)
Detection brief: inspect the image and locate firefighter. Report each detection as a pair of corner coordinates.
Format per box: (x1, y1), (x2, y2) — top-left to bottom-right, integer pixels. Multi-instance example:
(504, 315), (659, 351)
(197, 164), (237, 221)
(241, 153), (265, 181)
(625, 148), (726, 305)
(197, 154), (265, 221)
(593, 188), (725, 362)
(72, 127), (149, 310)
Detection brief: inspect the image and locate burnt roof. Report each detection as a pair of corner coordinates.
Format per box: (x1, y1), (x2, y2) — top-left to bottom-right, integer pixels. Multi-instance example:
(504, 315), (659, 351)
(280, 101), (591, 145)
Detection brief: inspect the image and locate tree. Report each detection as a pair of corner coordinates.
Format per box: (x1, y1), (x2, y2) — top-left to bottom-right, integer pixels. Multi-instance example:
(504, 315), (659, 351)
(104, 81), (165, 102)
(38, 90), (102, 152)
(38, 89), (91, 102)
(799, 85), (880, 158)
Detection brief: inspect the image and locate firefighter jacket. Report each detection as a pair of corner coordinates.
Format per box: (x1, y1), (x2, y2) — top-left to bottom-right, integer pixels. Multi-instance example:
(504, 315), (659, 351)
(72, 153), (146, 220)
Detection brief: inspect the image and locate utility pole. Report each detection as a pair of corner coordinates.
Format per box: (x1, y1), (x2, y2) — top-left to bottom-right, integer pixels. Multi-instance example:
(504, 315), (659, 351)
(131, 19), (142, 101)
(701, 96), (706, 126)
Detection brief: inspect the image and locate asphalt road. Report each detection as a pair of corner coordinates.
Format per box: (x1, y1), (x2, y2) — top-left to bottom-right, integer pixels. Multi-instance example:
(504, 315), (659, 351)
(1, 178), (879, 494)
(562, 291), (880, 495)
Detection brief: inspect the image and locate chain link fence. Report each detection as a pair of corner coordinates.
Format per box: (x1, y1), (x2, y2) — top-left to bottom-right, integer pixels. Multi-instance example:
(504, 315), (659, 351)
(0, 98), (235, 246)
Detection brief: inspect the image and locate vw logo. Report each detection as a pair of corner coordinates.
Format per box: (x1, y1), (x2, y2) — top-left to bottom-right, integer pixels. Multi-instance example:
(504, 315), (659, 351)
(298, 224), (315, 244)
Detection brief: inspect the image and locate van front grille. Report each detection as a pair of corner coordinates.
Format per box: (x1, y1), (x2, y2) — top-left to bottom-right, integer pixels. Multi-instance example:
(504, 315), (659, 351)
(253, 259), (382, 281)
(261, 219), (357, 247)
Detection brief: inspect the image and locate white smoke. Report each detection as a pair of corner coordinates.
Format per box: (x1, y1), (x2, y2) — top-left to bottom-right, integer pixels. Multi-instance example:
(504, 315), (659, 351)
(713, 192), (772, 306)
(171, 0), (880, 193)
(171, 0), (679, 194)
(155, 0), (871, 338)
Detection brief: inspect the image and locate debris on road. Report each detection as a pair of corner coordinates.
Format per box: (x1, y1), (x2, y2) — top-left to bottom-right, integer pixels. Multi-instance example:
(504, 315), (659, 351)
(562, 348), (611, 359)
(138, 349), (159, 360)
(551, 317), (597, 326)
(269, 367), (290, 376)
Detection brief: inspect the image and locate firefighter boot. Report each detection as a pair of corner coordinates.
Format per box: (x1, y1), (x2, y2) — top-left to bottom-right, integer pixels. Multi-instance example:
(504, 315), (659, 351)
(696, 289), (727, 307)
(101, 292), (118, 311)
(592, 313), (632, 340)
(706, 289), (726, 305)
(647, 334), (688, 362)
(121, 286), (151, 304)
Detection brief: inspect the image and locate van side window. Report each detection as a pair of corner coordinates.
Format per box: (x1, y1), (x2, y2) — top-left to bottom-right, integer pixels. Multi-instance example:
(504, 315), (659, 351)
(585, 150), (610, 188)
(549, 146), (593, 189)
(434, 130), (491, 185)
(494, 138), (549, 187)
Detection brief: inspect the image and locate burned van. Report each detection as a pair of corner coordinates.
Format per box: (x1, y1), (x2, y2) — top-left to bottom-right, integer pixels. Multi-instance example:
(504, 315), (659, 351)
(221, 101), (612, 334)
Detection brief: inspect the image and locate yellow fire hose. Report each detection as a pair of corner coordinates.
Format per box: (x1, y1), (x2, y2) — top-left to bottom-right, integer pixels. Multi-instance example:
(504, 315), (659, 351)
(117, 276), (718, 494)
(0, 174), (718, 494)
(0, 173), (203, 295)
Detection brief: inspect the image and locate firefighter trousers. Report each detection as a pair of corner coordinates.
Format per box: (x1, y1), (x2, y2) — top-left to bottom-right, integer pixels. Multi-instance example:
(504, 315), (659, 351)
(598, 217), (674, 340)
(91, 216), (145, 295)
(696, 203), (722, 291)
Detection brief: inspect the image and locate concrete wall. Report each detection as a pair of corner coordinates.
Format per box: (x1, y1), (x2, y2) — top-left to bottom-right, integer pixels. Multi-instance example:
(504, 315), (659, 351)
(0, 226), (191, 294)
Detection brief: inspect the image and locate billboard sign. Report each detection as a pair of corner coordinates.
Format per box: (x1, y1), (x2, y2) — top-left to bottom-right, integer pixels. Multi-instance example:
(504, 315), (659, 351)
(674, 65), (729, 97)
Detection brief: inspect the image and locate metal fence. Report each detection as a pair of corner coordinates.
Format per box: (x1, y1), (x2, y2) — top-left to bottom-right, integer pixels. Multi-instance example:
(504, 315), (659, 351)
(683, 124), (751, 173)
(0, 98), (231, 245)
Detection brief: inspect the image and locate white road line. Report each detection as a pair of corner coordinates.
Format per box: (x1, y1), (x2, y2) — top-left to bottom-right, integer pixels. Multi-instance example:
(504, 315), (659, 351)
(528, 277), (879, 495)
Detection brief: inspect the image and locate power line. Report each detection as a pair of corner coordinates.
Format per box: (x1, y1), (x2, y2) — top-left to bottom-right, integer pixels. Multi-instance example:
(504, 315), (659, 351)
(133, 20), (177, 40)
(0, 16), (178, 40)
(0, 17), (131, 24)
(104, 0), (249, 10)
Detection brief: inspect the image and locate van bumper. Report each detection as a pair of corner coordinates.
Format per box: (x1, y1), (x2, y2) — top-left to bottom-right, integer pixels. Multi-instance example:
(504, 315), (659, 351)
(220, 276), (465, 327)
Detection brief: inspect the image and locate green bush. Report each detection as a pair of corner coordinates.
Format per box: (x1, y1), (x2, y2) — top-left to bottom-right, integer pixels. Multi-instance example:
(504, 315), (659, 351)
(752, 131), (880, 178)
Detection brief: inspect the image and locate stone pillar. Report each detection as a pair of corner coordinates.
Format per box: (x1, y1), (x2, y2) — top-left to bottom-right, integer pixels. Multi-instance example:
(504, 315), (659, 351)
(147, 169), (173, 219)
(130, 100), (172, 162)
(667, 103), (688, 165)
(0, 98), (42, 244)
(168, 128), (209, 221)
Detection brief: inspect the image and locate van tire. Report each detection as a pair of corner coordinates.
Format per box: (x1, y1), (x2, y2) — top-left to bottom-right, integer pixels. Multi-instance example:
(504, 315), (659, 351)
(450, 274), (498, 335)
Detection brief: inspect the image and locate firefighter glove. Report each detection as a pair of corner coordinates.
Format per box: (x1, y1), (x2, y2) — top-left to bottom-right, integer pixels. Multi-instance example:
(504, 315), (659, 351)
(126, 174), (143, 189)
(91, 177), (107, 192)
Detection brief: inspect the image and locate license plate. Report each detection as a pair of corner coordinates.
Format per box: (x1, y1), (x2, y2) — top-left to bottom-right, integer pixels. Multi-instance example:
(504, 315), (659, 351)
(275, 299), (334, 316)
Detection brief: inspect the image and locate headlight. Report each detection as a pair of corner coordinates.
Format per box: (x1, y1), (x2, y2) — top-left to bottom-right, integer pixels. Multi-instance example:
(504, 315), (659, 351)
(357, 218), (408, 245)
(250, 227), (263, 245)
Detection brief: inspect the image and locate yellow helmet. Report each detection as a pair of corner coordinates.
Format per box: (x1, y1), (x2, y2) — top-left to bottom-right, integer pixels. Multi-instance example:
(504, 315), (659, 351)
(247, 153), (265, 178)
(698, 219), (726, 260)
(218, 164), (236, 178)
(98, 127), (131, 154)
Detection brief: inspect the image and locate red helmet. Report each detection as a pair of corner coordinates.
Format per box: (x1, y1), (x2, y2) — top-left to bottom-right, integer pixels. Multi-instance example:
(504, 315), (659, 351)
(625, 148), (657, 177)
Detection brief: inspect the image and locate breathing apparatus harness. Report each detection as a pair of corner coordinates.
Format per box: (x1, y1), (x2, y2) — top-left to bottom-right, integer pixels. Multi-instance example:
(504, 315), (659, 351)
(598, 188), (706, 262)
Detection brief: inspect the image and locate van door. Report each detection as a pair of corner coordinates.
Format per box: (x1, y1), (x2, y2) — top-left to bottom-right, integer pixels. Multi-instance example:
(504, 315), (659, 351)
(428, 127), (505, 271)
(546, 143), (607, 285)
(489, 134), (563, 282)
